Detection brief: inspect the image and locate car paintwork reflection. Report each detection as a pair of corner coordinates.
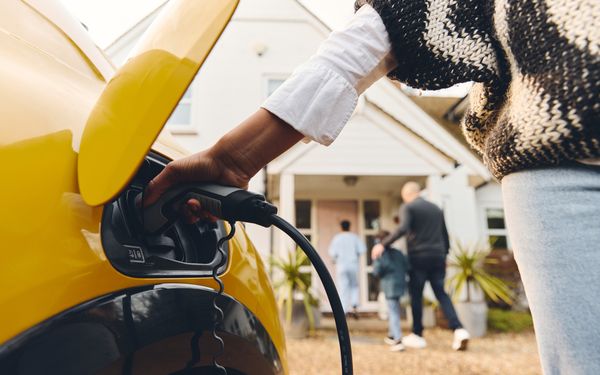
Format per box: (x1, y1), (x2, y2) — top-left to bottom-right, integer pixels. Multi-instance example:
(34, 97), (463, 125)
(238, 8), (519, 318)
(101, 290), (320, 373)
(0, 284), (282, 375)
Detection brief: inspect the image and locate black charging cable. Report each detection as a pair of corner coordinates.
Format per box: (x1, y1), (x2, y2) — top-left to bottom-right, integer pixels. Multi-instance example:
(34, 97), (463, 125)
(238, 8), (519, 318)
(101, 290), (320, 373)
(140, 183), (353, 375)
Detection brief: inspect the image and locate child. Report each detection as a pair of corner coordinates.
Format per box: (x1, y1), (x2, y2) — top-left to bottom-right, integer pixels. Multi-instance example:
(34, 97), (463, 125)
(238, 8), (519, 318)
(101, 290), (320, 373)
(372, 230), (409, 352)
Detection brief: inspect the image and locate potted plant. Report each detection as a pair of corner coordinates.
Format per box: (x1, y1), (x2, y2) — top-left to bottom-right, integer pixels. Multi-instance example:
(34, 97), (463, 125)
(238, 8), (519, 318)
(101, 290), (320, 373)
(271, 247), (319, 338)
(446, 242), (513, 337)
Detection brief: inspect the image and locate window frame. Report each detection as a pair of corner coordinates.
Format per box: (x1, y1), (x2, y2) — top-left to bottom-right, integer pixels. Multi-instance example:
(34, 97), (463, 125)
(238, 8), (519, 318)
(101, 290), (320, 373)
(482, 206), (511, 251)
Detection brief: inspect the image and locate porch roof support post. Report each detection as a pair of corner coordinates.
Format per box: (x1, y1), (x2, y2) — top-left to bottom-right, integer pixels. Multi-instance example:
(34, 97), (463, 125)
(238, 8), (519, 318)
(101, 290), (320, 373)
(426, 174), (443, 207)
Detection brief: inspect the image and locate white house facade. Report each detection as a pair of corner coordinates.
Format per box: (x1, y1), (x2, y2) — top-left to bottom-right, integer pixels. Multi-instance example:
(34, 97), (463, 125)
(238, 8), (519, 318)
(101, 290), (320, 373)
(107, 0), (510, 312)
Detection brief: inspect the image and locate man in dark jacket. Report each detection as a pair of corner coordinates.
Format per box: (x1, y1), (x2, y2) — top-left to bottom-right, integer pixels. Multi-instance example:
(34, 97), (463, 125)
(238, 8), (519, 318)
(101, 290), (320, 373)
(372, 230), (409, 352)
(371, 182), (470, 351)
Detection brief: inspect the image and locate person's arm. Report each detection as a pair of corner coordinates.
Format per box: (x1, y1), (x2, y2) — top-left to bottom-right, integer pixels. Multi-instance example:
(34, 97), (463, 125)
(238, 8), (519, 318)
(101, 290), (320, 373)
(371, 205), (410, 260)
(144, 109), (303, 206)
(356, 0), (501, 90)
(441, 212), (450, 254)
(262, 4), (395, 145)
(145, 5), (395, 207)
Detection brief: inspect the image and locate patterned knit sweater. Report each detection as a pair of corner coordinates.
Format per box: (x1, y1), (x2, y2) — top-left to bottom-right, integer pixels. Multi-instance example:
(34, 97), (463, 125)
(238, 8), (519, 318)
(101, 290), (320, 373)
(356, 0), (599, 180)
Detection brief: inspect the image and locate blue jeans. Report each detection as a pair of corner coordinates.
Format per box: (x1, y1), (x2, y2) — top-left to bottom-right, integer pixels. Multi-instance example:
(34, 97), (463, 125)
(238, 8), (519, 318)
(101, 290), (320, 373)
(408, 256), (462, 336)
(386, 298), (402, 340)
(336, 266), (359, 312)
(503, 163), (600, 375)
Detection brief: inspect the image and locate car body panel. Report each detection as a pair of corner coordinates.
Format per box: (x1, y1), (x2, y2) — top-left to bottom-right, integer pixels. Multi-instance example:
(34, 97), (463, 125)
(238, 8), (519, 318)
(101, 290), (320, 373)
(79, 0), (239, 206)
(0, 0), (287, 372)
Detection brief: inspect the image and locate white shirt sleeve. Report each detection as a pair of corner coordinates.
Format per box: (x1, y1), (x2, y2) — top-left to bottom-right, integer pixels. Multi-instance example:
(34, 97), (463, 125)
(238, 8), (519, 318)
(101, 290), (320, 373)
(261, 4), (396, 146)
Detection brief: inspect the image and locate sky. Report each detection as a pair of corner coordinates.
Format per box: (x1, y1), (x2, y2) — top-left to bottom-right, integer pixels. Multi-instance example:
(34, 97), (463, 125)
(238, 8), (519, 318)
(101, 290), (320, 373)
(60, 0), (355, 48)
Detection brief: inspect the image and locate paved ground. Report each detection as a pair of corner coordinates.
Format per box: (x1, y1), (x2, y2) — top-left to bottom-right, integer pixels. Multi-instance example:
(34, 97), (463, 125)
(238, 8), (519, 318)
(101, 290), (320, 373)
(286, 318), (541, 375)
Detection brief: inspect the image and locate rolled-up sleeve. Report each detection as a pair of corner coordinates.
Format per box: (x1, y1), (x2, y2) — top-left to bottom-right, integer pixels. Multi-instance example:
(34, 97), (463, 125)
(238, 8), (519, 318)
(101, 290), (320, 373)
(262, 4), (394, 145)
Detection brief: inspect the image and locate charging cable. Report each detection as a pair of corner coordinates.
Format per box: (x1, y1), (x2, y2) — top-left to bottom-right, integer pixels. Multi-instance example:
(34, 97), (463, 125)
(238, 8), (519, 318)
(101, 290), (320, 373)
(140, 183), (353, 375)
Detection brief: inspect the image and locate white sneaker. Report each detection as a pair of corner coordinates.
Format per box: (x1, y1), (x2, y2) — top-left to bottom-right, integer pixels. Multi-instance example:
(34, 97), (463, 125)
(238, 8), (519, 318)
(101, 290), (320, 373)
(401, 333), (427, 349)
(390, 342), (406, 352)
(452, 328), (470, 351)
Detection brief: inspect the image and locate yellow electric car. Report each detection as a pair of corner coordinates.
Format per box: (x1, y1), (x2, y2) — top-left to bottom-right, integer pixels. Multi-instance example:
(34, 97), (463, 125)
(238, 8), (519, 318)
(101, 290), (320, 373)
(0, 0), (287, 374)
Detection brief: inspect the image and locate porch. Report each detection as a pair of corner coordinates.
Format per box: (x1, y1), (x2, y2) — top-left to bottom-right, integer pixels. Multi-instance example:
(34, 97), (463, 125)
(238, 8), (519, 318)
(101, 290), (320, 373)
(261, 100), (488, 312)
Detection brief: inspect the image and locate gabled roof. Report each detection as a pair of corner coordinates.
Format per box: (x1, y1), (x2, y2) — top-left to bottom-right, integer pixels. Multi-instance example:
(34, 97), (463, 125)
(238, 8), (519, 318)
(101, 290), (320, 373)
(104, 0), (490, 180)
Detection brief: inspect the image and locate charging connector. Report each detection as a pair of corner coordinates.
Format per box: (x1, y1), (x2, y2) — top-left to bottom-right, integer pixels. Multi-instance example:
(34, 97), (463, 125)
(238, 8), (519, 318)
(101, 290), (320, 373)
(137, 183), (277, 234)
(141, 183), (353, 375)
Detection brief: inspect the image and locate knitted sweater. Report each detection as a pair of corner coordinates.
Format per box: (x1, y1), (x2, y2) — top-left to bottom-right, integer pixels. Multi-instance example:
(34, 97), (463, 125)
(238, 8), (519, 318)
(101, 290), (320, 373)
(357, 0), (599, 179)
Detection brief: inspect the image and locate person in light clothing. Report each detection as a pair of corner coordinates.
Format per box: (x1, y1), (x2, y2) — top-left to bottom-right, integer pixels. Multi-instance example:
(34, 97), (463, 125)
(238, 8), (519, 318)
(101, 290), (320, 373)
(328, 220), (366, 318)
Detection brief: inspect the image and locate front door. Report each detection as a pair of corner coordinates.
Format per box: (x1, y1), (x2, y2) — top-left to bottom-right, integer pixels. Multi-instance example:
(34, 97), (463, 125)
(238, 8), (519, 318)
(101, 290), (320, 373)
(316, 200), (359, 310)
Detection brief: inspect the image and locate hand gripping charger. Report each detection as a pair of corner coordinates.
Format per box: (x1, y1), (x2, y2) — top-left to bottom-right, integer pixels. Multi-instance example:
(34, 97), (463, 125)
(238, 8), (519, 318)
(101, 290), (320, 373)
(138, 183), (277, 234)
(139, 183), (353, 375)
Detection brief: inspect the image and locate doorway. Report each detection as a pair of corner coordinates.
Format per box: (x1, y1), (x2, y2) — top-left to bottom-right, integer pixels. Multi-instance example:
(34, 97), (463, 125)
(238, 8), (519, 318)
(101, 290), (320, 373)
(315, 200), (381, 311)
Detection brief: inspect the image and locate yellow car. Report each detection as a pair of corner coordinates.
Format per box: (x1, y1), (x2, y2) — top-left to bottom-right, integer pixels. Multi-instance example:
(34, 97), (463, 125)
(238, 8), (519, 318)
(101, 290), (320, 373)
(0, 0), (286, 374)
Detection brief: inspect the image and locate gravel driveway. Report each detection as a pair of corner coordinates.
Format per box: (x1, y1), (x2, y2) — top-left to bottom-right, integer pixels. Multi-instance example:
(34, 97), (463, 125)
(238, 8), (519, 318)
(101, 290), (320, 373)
(287, 325), (540, 375)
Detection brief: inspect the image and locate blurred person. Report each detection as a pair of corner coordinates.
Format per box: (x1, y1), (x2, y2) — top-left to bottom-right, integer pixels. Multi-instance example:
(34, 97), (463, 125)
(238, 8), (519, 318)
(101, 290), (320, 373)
(145, 0), (600, 372)
(372, 182), (469, 350)
(328, 220), (366, 318)
(372, 230), (409, 352)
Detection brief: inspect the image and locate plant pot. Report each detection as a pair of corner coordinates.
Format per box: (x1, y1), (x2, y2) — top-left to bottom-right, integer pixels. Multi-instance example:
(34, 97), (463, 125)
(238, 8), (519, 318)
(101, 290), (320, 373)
(455, 301), (488, 337)
(281, 300), (311, 339)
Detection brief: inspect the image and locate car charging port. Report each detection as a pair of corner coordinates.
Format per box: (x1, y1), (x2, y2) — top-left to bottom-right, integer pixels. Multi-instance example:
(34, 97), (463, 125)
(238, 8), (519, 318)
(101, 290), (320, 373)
(101, 153), (229, 278)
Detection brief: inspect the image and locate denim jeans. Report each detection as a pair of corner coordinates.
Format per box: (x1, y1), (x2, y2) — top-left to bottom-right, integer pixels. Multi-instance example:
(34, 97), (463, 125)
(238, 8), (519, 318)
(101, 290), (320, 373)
(336, 266), (359, 312)
(502, 163), (600, 375)
(386, 298), (403, 340)
(408, 256), (462, 336)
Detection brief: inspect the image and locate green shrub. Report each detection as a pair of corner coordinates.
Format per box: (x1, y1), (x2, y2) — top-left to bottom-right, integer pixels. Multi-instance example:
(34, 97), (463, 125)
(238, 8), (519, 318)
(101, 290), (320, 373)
(488, 308), (533, 333)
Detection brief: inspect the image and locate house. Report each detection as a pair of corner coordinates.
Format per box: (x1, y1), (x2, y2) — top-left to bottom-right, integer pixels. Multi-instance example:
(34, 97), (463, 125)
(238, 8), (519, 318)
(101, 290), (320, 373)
(106, 0), (510, 312)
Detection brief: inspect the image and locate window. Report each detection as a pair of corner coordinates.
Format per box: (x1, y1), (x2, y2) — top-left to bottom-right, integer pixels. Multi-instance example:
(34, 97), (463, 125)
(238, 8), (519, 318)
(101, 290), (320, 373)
(295, 200), (312, 229)
(266, 78), (286, 97)
(295, 201), (313, 287)
(485, 208), (510, 250)
(363, 200), (381, 230)
(167, 86), (193, 127)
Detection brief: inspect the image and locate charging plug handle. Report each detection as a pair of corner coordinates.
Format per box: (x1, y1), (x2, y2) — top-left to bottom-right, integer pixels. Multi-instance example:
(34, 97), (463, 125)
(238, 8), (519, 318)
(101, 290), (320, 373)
(140, 183), (277, 234)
